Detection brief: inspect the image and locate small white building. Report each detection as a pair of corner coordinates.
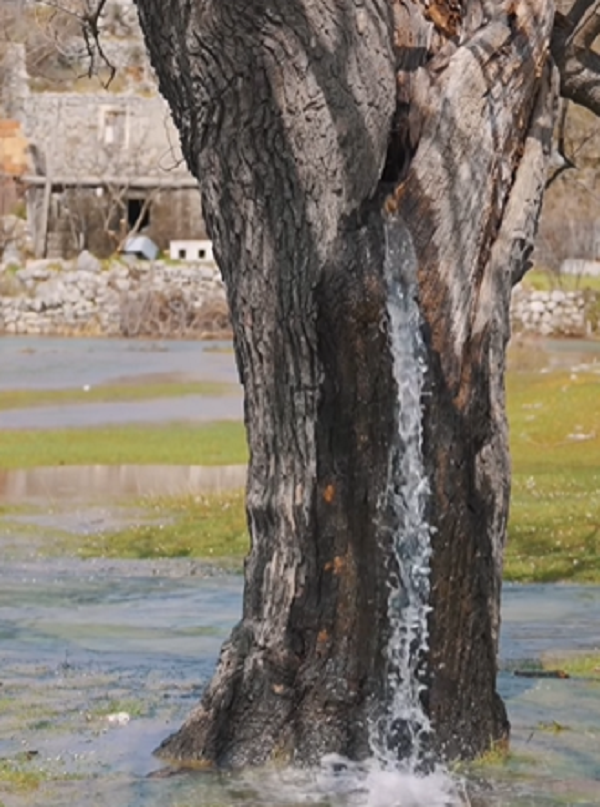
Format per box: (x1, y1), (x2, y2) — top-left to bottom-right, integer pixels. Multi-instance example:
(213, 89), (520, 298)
(170, 239), (214, 262)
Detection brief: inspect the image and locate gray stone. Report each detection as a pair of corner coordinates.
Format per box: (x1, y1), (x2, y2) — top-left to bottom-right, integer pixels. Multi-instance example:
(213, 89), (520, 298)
(114, 278), (131, 293)
(1, 242), (22, 268)
(76, 250), (101, 274)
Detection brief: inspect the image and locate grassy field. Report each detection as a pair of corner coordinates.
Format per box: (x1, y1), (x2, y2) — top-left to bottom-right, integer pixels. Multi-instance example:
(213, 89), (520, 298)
(0, 421), (247, 469)
(539, 651), (600, 678)
(522, 268), (600, 293)
(0, 380), (235, 411)
(505, 369), (600, 583)
(72, 491), (248, 562)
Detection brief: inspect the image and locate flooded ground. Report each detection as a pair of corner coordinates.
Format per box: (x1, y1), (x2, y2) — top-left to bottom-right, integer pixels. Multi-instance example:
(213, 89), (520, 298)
(0, 336), (242, 430)
(0, 557), (241, 806)
(0, 553), (599, 806)
(0, 336), (239, 390)
(1, 336), (600, 804)
(1, 334), (599, 431)
(0, 395), (244, 429)
(507, 335), (600, 373)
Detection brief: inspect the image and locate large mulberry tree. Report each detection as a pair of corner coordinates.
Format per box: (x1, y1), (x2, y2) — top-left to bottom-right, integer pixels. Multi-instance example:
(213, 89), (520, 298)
(132, 0), (600, 767)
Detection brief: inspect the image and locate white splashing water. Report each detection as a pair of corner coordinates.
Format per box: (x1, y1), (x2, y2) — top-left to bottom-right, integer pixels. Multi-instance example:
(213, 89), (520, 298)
(354, 215), (464, 805)
(237, 755), (464, 807)
(310, 216), (459, 805)
(367, 213), (433, 772)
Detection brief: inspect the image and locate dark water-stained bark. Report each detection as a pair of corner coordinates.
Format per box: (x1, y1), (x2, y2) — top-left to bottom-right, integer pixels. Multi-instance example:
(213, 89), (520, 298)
(134, 0), (556, 766)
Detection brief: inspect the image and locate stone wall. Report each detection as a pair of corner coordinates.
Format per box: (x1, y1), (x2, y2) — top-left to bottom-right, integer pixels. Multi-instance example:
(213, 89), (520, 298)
(0, 252), (230, 338)
(22, 92), (189, 180)
(511, 285), (599, 337)
(1, 257), (599, 340)
(3, 42), (206, 259)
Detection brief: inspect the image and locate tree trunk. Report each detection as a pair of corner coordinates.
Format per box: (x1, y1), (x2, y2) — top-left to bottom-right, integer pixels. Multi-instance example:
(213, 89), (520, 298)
(134, 0), (555, 767)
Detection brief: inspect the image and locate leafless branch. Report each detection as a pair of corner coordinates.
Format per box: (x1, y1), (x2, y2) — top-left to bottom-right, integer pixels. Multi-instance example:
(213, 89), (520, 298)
(34, 0), (116, 86)
(546, 99), (576, 187)
(552, 1), (600, 116)
(80, 0), (115, 84)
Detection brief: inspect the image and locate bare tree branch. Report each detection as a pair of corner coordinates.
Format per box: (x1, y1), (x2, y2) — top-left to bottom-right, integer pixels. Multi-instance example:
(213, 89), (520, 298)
(568, 0), (600, 46)
(553, 1), (600, 116)
(34, 0), (115, 85)
(546, 98), (576, 187)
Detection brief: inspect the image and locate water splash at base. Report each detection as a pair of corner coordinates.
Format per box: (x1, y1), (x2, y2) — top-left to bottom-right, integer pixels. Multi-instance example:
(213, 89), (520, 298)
(237, 755), (465, 807)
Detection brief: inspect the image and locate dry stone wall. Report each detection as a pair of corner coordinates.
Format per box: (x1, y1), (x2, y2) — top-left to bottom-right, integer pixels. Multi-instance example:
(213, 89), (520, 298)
(1, 257), (598, 339)
(0, 252), (230, 338)
(511, 284), (598, 337)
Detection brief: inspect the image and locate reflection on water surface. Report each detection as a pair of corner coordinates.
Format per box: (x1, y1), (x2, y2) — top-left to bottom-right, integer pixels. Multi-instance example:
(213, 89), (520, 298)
(0, 463), (247, 504)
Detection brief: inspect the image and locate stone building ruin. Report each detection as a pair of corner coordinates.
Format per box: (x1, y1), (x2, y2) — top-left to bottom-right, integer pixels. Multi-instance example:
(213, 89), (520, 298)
(1, 2), (207, 259)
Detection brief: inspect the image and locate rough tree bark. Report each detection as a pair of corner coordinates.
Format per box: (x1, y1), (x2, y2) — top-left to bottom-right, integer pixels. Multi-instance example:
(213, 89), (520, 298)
(132, 0), (585, 767)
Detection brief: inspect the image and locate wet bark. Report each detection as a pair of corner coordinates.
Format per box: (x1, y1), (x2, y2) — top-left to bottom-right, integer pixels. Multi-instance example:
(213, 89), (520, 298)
(134, 0), (556, 766)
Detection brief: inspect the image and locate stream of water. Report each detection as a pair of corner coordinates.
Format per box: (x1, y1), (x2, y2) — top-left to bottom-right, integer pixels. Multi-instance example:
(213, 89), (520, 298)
(371, 216), (433, 771)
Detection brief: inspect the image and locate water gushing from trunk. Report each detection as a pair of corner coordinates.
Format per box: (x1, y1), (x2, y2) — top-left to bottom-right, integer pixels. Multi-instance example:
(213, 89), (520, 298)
(370, 213), (433, 770)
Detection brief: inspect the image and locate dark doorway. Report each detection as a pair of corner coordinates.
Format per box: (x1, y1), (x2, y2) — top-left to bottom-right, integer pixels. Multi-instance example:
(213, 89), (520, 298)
(127, 197), (150, 230)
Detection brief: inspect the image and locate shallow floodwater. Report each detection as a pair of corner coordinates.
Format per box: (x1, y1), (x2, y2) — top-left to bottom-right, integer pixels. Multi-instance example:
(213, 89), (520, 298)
(1, 554), (599, 806)
(1, 335), (599, 431)
(0, 336), (240, 390)
(0, 335), (242, 429)
(2, 338), (600, 804)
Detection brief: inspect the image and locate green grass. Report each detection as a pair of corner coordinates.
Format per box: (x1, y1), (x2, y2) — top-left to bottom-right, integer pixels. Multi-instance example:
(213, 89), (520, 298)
(0, 421), (247, 469)
(540, 651), (600, 678)
(0, 381), (235, 412)
(0, 757), (82, 797)
(87, 698), (146, 719)
(505, 369), (600, 583)
(74, 491), (248, 561)
(523, 268), (600, 292)
(0, 760), (43, 793)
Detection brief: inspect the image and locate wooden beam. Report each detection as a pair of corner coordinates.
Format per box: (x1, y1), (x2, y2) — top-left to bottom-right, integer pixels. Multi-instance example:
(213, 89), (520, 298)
(19, 175), (200, 190)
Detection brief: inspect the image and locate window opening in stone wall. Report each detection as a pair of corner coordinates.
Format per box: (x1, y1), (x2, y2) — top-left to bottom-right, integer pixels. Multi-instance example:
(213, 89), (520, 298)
(127, 197), (150, 231)
(198, 248), (206, 259)
(101, 109), (127, 147)
(178, 248), (186, 259)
